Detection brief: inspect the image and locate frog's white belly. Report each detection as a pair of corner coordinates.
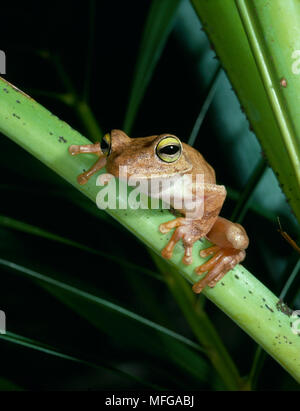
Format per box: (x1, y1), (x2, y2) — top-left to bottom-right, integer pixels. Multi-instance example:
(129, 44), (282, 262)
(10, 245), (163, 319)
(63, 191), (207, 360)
(134, 174), (205, 218)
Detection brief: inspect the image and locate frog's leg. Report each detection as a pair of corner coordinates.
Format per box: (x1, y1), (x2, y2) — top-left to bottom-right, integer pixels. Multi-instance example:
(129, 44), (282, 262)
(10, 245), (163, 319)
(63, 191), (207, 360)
(192, 217), (249, 293)
(68, 143), (106, 185)
(76, 156), (107, 185)
(159, 184), (226, 266)
(69, 142), (101, 156)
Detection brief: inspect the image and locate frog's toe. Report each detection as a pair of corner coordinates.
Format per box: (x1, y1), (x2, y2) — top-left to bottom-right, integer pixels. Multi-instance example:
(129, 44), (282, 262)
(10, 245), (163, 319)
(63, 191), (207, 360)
(195, 248), (225, 275)
(77, 173), (89, 185)
(161, 226), (183, 259)
(161, 221), (198, 264)
(160, 217), (204, 265)
(159, 218), (185, 234)
(192, 248), (245, 294)
(182, 245), (193, 265)
(69, 145), (80, 156)
(199, 245), (220, 258)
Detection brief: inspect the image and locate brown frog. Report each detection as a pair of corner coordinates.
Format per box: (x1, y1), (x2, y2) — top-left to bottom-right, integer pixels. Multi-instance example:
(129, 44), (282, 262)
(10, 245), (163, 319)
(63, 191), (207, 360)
(69, 129), (249, 293)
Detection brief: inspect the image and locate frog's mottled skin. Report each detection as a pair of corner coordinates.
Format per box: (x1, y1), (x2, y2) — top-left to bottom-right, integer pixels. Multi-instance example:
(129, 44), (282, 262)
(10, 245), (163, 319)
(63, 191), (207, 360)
(69, 130), (249, 293)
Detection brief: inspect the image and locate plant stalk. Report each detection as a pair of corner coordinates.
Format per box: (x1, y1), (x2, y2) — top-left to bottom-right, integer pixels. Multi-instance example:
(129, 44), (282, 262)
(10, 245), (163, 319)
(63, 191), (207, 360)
(1, 77), (300, 383)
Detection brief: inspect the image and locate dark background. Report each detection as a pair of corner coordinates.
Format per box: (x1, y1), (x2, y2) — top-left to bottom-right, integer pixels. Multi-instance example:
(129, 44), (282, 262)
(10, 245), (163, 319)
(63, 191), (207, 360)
(0, 0), (299, 390)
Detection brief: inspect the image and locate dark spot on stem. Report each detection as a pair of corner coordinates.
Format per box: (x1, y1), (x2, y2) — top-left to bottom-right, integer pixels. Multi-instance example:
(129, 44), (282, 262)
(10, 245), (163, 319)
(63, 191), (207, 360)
(265, 304), (274, 313)
(280, 77), (287, 88)
(276, 299), (293, 316)
(58, 136), (67, 143)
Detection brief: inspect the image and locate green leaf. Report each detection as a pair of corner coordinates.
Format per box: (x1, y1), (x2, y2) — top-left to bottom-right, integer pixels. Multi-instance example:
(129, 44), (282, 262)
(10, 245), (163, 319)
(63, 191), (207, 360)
(191, 0), (300, 224)
(0, 377), (23, 391)
(0, 213), (162, 282)
(0, 332), (157, 388)
(0, 257), (209, 384)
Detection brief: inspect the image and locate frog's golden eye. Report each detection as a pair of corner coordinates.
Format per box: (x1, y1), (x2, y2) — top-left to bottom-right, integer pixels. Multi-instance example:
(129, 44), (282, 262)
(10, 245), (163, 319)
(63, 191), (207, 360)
(101, 132), (111, 156)
(156, 136), (182, 163)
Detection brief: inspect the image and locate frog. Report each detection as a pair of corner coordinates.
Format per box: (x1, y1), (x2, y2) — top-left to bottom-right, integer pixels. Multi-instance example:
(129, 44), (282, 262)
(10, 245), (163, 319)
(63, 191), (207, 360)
(69, 129), (249, 293)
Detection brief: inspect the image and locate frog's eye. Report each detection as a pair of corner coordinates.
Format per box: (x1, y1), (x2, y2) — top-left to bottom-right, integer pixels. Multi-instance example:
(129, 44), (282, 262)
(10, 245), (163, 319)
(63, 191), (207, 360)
(101, 132), (111, 156)
(156, 136), (182, 163)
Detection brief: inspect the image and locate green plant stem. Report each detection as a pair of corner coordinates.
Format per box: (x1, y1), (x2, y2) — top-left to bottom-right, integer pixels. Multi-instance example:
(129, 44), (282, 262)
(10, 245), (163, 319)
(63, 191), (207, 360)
(1, 77), (300, 383)
(280, 258), (300, 301)
(247, 258), (300, 389)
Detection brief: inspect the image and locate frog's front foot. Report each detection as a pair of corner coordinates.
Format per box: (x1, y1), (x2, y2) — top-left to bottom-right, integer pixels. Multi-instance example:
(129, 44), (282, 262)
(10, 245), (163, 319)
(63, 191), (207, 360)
(192, 246), (246, 294)
(159, 217), (204, 265)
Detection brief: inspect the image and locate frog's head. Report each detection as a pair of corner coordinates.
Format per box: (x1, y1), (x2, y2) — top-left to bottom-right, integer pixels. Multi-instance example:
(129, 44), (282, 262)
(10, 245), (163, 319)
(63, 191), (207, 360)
(104, 129), (192, 179)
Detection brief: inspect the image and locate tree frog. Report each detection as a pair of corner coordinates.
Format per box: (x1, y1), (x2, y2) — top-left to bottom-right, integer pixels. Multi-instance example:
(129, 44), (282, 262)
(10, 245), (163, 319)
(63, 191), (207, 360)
(69, 129), (249, 293)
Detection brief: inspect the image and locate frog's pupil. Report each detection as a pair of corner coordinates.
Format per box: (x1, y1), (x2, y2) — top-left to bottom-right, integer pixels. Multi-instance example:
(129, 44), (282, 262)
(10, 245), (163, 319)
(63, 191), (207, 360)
(160, 145), (179, 155)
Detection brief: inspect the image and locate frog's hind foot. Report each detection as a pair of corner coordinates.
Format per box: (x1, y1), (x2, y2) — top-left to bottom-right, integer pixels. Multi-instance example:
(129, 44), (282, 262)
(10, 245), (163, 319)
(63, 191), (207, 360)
(191, 217), (249, 293)
(192, 247), (246, 294)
